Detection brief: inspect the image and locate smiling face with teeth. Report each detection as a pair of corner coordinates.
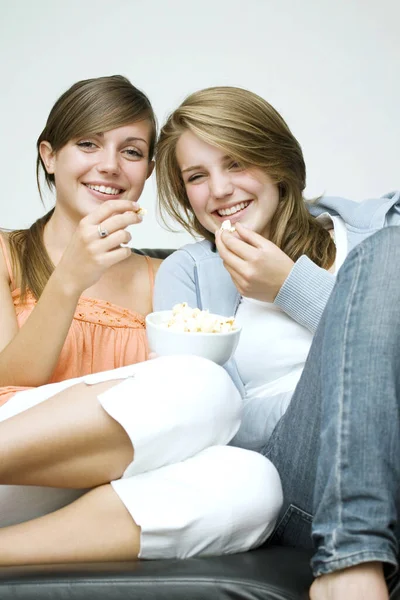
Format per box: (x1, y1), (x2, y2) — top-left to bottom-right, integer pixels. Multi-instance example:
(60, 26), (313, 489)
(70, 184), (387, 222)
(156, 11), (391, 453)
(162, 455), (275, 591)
(39, 121), (154, 220)
(176, 130), (280, 238)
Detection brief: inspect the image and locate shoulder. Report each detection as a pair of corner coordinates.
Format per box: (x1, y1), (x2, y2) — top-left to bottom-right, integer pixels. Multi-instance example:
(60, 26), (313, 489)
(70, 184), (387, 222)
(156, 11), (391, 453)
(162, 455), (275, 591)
(156, 247), (196, 282)
(160, 239), (216, 270)
(148, 256), (163, 278)
(0, 229), (11, 250)
(125, 252), (164, 279)
(149, 256), (163, 268)
(308, 191), (400, 229)
(180, 239), (216, 260)
(154, 239), (239, 313)
(0, 230), (11, 285)
(154, 241), (215, 295)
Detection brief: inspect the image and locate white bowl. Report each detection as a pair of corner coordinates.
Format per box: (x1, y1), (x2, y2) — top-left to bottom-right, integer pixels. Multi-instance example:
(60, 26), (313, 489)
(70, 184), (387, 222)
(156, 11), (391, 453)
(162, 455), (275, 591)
(145, 310), (241, 366)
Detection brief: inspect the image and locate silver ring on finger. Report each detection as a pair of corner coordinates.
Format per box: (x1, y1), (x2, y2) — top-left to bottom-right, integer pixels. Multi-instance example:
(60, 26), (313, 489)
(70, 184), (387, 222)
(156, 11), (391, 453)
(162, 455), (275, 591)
(97, 224), (109, 238)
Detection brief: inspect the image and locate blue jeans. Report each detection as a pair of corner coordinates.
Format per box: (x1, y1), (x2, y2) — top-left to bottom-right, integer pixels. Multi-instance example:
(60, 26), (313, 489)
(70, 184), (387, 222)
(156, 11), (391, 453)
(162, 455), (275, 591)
(262, 226), (400, 577)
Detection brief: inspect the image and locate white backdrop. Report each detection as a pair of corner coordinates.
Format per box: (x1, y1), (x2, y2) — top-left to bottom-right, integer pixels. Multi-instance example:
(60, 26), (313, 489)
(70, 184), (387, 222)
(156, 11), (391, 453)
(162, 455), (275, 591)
(0, 0), (398, 248)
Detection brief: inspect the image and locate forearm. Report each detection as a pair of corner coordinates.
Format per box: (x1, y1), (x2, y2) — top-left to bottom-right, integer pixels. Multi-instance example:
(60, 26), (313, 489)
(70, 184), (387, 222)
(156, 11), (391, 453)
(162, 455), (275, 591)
(0, 270), (81, 387)
(274, 256), (336, 333)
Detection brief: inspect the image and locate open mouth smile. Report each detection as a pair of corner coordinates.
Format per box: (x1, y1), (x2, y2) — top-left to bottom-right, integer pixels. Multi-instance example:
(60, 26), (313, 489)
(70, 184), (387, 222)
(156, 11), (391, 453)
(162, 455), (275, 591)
(215, 200), (252, 219)
(84, 183), (124, 197)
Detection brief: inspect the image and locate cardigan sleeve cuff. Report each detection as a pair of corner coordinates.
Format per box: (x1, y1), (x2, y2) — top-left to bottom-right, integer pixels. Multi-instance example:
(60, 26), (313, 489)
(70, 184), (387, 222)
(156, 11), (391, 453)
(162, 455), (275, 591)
(274, 255), (336, 333)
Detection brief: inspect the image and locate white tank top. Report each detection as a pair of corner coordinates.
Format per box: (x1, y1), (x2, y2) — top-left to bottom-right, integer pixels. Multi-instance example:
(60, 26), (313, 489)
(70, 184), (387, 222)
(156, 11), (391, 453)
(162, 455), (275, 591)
(234, 215), (347, 409)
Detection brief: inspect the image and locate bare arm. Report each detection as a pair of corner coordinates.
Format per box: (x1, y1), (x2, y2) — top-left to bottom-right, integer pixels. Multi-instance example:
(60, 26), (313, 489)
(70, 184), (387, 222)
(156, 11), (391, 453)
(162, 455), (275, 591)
(0, 263), (81, 387)
(0, 200), (142, 388)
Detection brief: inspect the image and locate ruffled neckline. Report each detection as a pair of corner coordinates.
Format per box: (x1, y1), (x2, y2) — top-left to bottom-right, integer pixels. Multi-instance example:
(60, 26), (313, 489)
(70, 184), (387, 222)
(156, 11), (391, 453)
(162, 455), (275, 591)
(12, 288), (146, 328)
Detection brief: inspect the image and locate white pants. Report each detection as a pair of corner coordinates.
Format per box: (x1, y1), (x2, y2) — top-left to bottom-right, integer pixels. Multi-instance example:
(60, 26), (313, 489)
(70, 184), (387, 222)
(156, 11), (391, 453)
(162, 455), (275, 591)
(0, 355), (283, 558)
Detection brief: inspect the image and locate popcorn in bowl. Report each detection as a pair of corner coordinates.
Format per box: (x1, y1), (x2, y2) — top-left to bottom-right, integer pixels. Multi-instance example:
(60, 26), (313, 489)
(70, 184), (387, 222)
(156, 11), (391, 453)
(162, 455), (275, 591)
(145, 304), (241, 365)
(164, 303), (237, 334)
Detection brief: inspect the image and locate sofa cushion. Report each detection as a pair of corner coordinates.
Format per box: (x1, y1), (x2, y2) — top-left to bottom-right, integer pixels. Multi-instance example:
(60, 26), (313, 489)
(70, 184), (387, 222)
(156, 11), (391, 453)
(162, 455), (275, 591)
(0, 546), (314, 600)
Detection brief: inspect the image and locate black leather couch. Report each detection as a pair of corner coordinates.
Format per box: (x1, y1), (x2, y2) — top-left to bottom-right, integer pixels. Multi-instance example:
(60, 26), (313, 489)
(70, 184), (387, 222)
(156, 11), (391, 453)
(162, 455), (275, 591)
(0, 547), (314, 600)
(1, 248), (399, 599)
(2, 546), (400, 600)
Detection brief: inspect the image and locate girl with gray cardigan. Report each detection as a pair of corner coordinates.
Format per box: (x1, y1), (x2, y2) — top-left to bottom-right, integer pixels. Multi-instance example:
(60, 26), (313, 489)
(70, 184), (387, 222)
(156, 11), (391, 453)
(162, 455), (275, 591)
(154, 85), (400, 600)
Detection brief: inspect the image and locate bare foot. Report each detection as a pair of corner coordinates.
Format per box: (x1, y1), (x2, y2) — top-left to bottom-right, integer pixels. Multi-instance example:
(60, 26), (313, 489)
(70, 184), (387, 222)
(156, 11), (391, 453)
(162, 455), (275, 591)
(309, 562), (388, 600)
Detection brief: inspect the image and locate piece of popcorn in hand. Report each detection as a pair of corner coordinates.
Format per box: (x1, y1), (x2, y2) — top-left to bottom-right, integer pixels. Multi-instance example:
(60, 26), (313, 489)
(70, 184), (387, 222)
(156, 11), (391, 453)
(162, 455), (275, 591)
(220, 219), (236, 233)
(136, 207), (147, 217)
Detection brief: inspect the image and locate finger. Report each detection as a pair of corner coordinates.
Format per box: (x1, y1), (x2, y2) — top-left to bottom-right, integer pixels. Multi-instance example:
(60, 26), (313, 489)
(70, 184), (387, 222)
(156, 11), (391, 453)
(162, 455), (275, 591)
(101, 229), (132, 250)
(101, 245), (132, 266)
(217, 229), (257, 263)
(215, 230), (237, 262)
(99, 211), (142, 236)
(234, 223), (267, 249)
(85, 200), (140, 225)
(219, 259), (247, 294)
(215, 230), (235, 261)
(216, 232), (249, 276)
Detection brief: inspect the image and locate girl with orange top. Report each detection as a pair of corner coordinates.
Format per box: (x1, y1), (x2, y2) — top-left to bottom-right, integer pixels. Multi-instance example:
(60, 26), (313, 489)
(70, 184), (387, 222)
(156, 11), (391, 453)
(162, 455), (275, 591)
(0, 76), (282, 566)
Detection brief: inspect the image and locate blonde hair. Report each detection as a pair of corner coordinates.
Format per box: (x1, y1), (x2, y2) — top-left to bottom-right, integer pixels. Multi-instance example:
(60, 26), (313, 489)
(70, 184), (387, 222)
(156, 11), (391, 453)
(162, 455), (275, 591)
(156, 86), (335, 269)
(9, 75), (157, 300)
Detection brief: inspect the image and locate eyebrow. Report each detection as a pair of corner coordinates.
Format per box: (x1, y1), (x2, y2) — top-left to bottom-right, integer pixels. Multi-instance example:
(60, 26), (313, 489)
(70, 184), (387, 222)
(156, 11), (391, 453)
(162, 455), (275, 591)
(124, 136), (148, 145)
(181, 165), (203, 174)
(94, 133), (148, 145)
(181, 155), (232, 174)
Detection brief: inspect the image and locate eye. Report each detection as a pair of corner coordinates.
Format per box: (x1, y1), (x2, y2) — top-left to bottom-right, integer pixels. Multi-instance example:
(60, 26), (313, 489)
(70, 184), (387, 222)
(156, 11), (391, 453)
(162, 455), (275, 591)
(77, 140), (97, 150)
(187, 173), (205, 183)
(123, 148), (144, 160)
(228, 160), (243, 171)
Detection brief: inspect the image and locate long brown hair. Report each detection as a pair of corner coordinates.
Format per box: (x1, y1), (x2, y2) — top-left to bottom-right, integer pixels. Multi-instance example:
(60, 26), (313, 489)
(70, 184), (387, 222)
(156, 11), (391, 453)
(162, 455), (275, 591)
(8, 75), (157, 300)
(156, 86), (335, 269)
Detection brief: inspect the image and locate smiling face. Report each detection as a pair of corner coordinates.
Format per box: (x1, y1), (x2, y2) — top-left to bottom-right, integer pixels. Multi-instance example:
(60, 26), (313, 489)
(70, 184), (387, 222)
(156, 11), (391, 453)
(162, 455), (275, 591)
(40, 120), (154, 220)
(175, 130), (280, 238)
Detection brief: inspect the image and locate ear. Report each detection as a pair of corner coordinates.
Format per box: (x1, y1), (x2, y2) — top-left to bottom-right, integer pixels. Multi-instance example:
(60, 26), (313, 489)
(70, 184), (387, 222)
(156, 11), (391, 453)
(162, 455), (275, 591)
(39, 141), (56, 174)
(146, 160), (155, 179)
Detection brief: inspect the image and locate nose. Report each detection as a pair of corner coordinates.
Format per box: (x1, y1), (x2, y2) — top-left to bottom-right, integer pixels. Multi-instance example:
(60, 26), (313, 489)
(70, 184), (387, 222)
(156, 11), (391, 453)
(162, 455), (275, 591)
(96, 148), (120, 176)
(209, 171), (234, 199)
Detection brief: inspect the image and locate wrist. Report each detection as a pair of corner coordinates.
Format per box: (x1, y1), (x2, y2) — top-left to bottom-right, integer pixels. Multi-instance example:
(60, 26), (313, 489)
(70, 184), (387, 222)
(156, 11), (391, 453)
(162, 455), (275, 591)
(48, 268), (83, 301)
(271, 260), (295, 301)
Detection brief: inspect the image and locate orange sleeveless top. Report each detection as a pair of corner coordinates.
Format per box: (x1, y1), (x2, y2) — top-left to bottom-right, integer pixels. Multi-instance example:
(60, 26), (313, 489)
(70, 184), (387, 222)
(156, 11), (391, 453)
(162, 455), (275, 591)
(0, 236), (152, 406)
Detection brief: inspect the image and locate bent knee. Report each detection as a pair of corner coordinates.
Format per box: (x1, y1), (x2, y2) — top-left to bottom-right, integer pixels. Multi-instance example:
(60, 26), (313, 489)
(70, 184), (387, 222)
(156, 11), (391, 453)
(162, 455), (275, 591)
(112, 445), (282, 559)
(208, 446), (283, 551)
